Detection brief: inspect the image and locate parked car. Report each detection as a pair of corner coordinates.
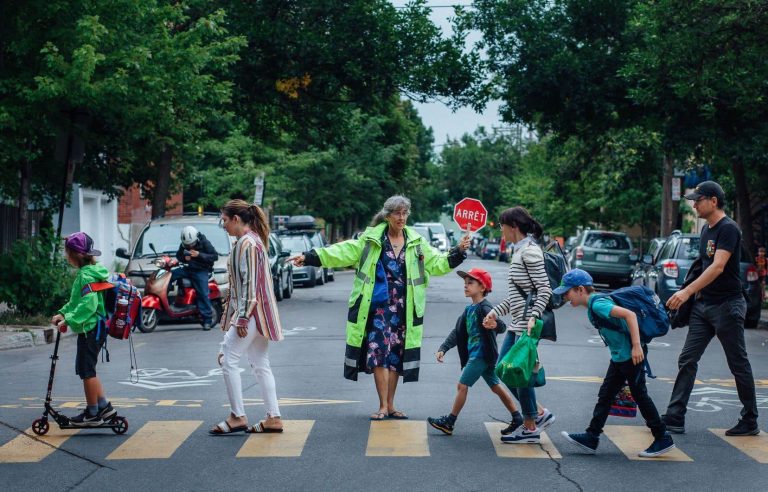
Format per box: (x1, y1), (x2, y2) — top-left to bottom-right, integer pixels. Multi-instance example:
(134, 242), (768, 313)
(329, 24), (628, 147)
(480, 240), (500, 260)
(630, 237), (666, 287)
(309, 231), (334, 282)
(569, 230), (637, 287)
(277, 232), (323, 287)
(564, 235), (579, 256)
(633, 231), (762, 327)
(411, 225), (442, 249)
(117, 214), (232, 297)
(413, 222), (449, 252)
(268, 233), (294, 301)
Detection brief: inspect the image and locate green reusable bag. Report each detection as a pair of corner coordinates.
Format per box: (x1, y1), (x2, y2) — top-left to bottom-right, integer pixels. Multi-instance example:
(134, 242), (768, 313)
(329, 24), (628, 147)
(495, 319), (543, 389)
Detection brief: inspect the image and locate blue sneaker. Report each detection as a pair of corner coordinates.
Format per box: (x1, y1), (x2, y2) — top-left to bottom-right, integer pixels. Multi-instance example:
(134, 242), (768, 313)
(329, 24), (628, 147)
(638, 433), (675, 457)
(535, 408), (555, 429)
(561, 431), (599, 454)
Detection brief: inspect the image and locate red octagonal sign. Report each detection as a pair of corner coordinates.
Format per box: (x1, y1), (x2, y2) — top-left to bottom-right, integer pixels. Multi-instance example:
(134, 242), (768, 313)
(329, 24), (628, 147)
(453, 197), (488, 233)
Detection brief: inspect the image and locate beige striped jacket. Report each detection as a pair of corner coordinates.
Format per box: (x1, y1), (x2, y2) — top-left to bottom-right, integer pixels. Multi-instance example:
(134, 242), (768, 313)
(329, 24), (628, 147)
(221, 231), (284, 341)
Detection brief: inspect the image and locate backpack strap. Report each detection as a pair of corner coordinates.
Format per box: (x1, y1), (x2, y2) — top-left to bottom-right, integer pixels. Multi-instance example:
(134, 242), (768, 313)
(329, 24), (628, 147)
(81, 282), (114, 297)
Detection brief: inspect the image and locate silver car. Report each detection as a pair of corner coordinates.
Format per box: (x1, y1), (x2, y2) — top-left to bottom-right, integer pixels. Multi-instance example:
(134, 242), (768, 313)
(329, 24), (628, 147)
(117, 214), (232, 297)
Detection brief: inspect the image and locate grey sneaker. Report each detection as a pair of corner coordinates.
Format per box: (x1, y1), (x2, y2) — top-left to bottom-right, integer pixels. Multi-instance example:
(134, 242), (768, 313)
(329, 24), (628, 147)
(501, 426), (540, 444)
(98, 402), (116, 420)
(535, 408), (555, 429)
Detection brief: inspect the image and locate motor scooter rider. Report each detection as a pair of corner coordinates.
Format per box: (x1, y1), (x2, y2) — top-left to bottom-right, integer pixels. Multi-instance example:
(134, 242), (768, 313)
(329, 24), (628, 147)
(172, 226), (218, 330)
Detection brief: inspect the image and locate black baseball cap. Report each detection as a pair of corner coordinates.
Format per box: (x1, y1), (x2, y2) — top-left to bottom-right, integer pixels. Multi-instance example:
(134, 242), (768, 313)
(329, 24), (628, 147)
(683, 180), (725, 202)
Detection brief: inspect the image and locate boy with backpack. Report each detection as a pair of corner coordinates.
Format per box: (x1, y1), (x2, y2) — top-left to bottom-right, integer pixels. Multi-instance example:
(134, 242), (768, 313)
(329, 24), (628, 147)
(556, 269), (675, 457)
(427, 268), (524, 435)
(50, 232), (116, 426)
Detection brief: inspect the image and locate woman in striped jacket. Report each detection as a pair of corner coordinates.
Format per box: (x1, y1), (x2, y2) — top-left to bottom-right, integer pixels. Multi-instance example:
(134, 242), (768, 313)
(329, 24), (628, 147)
(483, 206), (554, 444)
(210, 199), (284, 435)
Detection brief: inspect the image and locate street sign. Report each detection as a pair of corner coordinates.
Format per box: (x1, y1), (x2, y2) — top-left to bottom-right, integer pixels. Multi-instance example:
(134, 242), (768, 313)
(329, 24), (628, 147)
(672, 177), (681, 201)
(453, 197), (488, 233)
(253, 172), (265, 206)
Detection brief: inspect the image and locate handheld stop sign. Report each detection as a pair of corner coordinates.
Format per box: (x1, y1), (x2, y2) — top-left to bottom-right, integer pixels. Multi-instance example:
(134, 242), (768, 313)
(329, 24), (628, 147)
(453, 197), (488, 234)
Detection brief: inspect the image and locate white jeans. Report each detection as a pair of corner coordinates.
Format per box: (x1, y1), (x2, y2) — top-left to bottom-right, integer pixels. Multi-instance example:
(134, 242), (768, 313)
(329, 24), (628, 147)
(220, 317), (280, 418)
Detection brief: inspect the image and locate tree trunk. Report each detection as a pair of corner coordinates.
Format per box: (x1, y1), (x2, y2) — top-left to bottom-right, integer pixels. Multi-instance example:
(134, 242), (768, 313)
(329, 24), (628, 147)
(17, 160), (31, 240)
(660, 153), (675, 236)
(151, 146), (173, 219)
(731, 159), (754, 255)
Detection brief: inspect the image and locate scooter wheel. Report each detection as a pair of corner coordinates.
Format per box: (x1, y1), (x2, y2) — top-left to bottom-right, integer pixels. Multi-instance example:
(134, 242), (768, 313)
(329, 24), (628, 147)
(111, 416), (128, 435)
(32, 418), (50, 436)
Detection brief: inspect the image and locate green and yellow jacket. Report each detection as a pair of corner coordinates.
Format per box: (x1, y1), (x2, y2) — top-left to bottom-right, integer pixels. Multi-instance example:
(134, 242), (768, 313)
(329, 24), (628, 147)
(304, 223), (465, 382)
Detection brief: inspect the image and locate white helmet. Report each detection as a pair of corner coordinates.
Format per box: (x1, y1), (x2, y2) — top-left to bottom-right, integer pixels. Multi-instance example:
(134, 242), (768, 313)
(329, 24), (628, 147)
(180, 226), (199, 247)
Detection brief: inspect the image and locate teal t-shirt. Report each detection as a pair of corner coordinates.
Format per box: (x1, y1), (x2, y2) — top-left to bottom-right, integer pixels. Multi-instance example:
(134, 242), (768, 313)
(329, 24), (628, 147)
(465, 303), (483, 360)
(588, 295), (633, 363)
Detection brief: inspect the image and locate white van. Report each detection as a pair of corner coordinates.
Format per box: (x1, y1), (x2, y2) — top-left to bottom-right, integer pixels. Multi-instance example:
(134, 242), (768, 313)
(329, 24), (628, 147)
(413, 222), (449, 252)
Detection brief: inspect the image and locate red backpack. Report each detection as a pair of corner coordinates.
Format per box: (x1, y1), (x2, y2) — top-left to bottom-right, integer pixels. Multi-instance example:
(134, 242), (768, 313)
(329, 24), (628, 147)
(81, 273), (142, 339)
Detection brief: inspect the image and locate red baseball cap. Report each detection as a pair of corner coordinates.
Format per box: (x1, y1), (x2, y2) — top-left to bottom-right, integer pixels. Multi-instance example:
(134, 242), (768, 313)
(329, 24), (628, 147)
(457, 268), (492, 293)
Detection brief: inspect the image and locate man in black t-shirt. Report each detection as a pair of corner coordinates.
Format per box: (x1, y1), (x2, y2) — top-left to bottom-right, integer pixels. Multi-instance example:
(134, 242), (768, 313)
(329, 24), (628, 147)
(663, 181), (758, 436)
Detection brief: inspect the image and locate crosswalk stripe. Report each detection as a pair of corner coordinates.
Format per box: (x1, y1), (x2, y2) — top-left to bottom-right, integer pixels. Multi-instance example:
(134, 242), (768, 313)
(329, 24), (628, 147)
(484, 423), (561, 458)
(366, 420), (429, 457)
(603, 425), (693, 461)
(107, 420), (202, 460)
(0, 427), (79, 463)
(709, 429), (768, 463)
(237, 420), (315, 458)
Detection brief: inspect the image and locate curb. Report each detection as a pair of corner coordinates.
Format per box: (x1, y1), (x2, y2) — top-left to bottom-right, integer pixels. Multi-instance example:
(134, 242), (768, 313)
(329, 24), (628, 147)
(0, 325), (74, 350)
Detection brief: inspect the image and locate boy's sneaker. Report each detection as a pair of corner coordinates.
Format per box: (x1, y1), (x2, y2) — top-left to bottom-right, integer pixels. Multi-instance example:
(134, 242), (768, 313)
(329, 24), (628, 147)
(501, 426), (540, 444)
(500, 417), (524, 436)
(561, 431), (599, 454)
(70, 409), (102, 426)
(725, 420), (760, 436)
(427, 415), (454, 435)
(638, 433), (675, 457)
(98, 402), (116, 420)
(662, 414), (685, 434)
(535, 408), (555, 429)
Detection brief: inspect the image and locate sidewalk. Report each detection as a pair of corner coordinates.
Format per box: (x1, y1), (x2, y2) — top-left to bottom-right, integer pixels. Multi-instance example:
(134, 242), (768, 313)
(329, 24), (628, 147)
(0, 325), (73, 350)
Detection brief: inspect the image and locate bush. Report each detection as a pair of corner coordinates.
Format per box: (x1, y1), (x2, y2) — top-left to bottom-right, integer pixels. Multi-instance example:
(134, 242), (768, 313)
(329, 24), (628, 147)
(0, 236), (75, 317)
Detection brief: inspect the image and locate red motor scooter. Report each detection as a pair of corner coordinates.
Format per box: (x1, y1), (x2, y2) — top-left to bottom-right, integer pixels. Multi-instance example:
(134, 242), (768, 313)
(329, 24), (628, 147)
(139, 255), (222, 332)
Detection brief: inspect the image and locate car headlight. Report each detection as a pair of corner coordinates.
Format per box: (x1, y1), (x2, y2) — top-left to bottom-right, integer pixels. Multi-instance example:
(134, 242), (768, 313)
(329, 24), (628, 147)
(154, 258), (165, 268)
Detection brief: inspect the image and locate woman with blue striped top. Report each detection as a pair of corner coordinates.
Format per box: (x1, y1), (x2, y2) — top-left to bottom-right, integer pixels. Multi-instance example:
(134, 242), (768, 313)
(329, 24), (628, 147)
(483, 206), (555, 444)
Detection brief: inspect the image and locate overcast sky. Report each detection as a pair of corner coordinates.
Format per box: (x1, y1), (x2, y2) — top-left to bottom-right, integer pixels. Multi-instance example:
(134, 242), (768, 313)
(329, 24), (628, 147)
(390, 1), (504, 149)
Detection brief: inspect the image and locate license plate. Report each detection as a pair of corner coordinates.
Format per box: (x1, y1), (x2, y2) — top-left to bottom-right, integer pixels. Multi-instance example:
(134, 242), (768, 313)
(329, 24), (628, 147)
(596, 254), (619, 262)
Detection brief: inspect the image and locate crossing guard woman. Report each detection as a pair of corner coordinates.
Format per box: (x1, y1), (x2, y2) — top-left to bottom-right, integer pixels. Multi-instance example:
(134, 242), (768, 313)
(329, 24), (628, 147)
(292, 195), (469, 420)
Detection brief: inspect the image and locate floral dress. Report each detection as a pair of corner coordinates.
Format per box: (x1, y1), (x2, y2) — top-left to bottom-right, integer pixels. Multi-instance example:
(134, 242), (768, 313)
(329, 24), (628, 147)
(366, 232), (407, 373)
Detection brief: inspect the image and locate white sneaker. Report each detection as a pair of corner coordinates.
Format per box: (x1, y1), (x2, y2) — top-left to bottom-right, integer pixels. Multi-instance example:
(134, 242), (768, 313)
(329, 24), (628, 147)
(535, 408), (555, 429)
(501, 425), (541, 444)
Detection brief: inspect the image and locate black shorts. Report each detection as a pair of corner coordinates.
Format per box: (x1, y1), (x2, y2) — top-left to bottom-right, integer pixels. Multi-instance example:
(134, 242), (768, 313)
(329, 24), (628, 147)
(75, 325), (106, 380)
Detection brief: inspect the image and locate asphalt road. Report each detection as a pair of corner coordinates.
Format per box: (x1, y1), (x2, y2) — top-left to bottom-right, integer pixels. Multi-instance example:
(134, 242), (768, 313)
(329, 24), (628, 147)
(1, 257), (767, 492)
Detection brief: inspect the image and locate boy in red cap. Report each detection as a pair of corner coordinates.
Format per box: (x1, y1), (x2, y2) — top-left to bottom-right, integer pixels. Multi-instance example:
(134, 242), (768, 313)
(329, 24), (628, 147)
(428, 268), (523, 435)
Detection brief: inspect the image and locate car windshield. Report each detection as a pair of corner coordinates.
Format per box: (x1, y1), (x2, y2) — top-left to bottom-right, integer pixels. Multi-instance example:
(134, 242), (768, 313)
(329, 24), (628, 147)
(677, 237), (700, 260)
(412, 227), (430, 239)
(584, 233), (630, 250)
(279, 235), (307, 254)
(134, 222), (231, 257)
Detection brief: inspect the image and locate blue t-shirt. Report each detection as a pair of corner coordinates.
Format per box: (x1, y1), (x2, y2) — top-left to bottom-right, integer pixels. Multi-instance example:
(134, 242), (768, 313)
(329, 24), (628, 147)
(465, 303), (483, 360)
(588, 295), (633, 363)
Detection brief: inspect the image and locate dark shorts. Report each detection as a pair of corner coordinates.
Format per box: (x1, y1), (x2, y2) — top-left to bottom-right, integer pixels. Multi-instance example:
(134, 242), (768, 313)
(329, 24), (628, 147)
(76, 325), (106, 380)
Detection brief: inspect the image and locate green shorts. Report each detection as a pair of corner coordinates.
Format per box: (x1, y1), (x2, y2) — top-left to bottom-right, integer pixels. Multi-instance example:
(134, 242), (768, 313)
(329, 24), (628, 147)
(459, 358), (500, 388)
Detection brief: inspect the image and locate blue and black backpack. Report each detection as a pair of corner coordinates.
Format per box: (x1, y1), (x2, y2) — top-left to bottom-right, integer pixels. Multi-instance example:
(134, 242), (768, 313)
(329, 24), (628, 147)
(587, 285), (670, 344)
(587, 285), (670, 378)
